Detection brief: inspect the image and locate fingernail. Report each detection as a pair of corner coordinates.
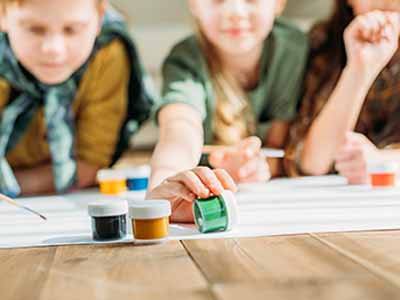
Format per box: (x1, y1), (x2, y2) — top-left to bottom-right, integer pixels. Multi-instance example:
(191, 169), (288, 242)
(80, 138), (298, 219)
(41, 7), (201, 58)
(214, 184), (224, 192)
(239, 169), (247, 177)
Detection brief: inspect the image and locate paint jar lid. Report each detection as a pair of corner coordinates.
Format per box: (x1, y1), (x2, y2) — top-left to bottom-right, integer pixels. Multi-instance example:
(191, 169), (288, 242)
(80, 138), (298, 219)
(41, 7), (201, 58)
(221, 190), (239, 230)
(97, 169), (126, 182)
(129, 200), (171, 220)
(122, 165), (151, 178)
(88, 200), (128, 217)
(368, 161), (399, 174)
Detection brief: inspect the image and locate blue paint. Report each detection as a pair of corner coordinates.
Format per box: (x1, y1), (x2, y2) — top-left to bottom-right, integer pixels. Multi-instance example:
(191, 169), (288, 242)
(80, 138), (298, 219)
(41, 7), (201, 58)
(127, 177), (148, 191)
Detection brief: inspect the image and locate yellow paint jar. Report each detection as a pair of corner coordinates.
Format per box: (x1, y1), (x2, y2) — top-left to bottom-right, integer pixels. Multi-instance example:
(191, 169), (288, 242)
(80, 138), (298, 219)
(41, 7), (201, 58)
(129, 200), (171, 244)
(97, 169), (127, 195)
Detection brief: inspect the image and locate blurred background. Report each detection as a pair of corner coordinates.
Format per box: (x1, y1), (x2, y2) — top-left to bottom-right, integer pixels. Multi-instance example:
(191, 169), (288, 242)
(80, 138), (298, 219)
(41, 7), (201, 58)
(109, 0), (334, 147)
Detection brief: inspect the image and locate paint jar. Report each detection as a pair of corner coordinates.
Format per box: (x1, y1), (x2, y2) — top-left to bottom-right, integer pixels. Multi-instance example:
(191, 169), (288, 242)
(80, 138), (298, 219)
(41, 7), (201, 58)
(123, 165), (150, 191)
(97, 169), (126, 195)
(192, 190), (239, 233)
(88, 200), (128, 241)
(129, 200), (171, 244)
(368, 162), (399, 188)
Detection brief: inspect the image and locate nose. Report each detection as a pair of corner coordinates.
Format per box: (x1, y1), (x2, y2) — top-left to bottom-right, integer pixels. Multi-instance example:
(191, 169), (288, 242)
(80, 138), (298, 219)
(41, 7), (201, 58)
(41, 34), (66, 60)
(225, 0), (248, 23)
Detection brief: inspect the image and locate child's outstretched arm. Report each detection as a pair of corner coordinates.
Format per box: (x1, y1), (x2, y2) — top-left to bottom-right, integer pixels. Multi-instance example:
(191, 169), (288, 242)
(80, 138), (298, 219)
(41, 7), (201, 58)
(14, 160), (100, 196)
(300, 11), (400, 175)
(149, 103), (204, 188)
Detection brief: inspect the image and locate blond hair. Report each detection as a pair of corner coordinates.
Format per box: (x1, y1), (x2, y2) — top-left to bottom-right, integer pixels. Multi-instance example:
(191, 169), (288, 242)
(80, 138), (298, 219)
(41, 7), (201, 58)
(195, 24), (256, 145)
(0, 0), (104, 10)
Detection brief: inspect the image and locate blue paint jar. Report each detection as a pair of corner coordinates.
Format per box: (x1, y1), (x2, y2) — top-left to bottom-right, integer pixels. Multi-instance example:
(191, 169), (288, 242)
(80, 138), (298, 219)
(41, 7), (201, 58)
(123, 166), (150, 191)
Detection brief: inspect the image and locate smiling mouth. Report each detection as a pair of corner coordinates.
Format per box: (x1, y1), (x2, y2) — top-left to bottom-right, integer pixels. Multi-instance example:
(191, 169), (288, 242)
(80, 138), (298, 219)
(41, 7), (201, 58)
(224, 28), (250, 36)
(41, 63), (65, 69)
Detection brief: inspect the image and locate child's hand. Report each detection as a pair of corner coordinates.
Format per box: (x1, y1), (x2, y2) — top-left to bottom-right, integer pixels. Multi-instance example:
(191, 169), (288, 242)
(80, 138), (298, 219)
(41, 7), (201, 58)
(208, 136), (271, 183)
(146, 167), (237, 223)
(335, 132), (380, 185)
(344, 11), (400, 78)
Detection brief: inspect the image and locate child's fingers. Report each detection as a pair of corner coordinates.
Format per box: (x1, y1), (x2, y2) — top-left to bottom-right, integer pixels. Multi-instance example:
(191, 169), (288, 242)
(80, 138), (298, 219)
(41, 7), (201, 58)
(213, 169), (237, 192)
(167, 170), (210, 199)
(147, 181), (195, 203)
(335, 158), (367, 175)
(337, 165), (368, 183)
(339, 169), (368, 181)
(238, 157), (260, 179)
(192, 167), (224, 196)
(384, 12), (400, 39)
(356, 14), (377, 41)
(355, 11), (387, 42)
(174, 184), (197, 202)
(208, 150), (226, 167)
(170, 200), (194, 223)
(237, 136), (262, 160)
(237, 155), (270, 182)
(239, 161), (271, 183)
(346, 174), (370, 185)
(335, 147), (356, 163)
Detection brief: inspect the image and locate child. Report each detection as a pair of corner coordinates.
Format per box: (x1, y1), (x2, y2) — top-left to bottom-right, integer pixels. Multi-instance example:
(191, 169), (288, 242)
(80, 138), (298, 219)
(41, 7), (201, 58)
(145, 0), (308, 223)
(285, 0), (400, 184)
(0, 0), (155, 196)
(149, 0), (309, 189)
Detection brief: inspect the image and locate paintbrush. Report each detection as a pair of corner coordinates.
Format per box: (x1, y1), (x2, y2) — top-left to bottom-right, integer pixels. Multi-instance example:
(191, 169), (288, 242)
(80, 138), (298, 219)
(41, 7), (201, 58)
(0, 193), (47, 221)
(202, 145), (285, 158)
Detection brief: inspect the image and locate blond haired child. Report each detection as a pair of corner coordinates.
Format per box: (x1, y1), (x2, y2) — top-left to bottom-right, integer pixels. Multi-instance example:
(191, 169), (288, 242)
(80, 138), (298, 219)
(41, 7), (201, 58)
(0, 0), (155, 196)
(147, 0), (308, 222)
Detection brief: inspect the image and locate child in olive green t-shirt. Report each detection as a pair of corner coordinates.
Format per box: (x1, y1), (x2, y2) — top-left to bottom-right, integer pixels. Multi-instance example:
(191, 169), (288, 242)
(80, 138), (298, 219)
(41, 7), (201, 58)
(146, 0), (308, 223)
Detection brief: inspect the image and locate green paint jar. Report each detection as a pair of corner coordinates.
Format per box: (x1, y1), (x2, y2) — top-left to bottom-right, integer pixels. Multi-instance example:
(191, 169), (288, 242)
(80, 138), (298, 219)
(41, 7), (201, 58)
(192, 190), (239, 233)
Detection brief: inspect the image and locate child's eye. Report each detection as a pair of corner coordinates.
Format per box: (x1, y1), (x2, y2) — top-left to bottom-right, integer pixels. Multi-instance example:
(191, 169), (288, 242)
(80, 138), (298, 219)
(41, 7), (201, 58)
(64, 27), (77, 36)
(28, 26), (46, 35)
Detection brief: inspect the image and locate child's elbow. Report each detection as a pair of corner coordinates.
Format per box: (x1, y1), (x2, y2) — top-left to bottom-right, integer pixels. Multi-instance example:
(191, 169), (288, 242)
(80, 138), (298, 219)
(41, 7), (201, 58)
(300, 157), (332, 176)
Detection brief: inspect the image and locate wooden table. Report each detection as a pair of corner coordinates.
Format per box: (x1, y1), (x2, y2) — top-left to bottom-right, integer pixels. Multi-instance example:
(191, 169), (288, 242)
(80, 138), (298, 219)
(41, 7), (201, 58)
(2, 231), (400, 299)
(2, 151), (400, 299)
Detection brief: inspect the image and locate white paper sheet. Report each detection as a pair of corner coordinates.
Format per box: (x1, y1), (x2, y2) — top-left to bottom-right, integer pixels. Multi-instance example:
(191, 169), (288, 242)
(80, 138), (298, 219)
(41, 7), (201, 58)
(2, 175), (400, 249)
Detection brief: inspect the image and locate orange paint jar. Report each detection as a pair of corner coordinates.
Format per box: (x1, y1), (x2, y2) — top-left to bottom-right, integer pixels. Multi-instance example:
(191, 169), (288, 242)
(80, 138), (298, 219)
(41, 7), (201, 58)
(368, 162), (398, 188)
(97, 169), (127, 195)
(129, 200), (171, 244)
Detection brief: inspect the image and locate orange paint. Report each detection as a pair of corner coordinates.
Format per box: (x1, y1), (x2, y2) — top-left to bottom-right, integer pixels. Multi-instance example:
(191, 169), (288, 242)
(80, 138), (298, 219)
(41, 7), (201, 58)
(129, 200), (171, 243)
(370, 173), (396, 187)
(99, 180), (127, 195)
(132, 217), (169, 240)
(368, 162), (398, 188)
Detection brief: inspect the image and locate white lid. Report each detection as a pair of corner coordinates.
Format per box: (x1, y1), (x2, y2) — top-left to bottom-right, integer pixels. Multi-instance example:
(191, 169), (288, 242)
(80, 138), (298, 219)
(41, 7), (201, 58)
(97, 169), (126, 182)
(221, 190), (239, 230)
(368, 161), (399, 174)
(88, 200), (128, 217)
(129, 200), (171, 219)
(122, 165), (151, 178)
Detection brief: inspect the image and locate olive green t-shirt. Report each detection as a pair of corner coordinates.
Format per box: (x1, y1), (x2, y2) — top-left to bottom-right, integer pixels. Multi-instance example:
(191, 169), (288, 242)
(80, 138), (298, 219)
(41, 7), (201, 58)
(158, 18), (309, 144)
